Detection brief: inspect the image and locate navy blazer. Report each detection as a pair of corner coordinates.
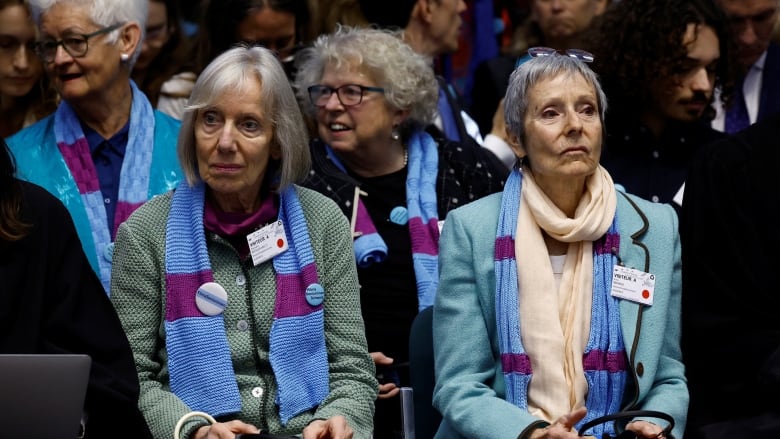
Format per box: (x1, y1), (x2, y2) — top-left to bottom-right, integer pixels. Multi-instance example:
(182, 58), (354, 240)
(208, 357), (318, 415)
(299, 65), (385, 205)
(757, 43), (780, 123)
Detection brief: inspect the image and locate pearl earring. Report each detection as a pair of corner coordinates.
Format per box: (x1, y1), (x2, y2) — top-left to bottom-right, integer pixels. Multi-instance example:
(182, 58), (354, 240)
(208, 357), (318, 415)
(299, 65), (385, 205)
(120, 53), (130, 62)
(391, 127), (400, 141)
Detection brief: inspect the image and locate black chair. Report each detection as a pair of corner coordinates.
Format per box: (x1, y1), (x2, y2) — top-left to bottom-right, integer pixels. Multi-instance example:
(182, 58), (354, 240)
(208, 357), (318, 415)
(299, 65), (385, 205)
(402, 306), (442, 439)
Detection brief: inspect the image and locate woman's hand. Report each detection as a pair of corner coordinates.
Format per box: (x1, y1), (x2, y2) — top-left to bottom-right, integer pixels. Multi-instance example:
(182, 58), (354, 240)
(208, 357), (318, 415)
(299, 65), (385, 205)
(528, 407), (589, 439)
(192, 420), (259, 438)
(303, 415), (353, 439)
(625, 420), (667, 438)
(370, 351), (400, 399)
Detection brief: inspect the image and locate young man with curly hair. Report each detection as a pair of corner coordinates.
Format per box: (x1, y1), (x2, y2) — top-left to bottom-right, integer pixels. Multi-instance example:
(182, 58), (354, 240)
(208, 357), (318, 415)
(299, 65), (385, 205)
(586, 0), (734, 210)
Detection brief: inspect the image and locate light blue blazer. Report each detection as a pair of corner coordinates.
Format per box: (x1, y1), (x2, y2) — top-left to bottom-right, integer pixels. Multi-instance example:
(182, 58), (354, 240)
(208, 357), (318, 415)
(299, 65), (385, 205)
(432, 190), (688, 439)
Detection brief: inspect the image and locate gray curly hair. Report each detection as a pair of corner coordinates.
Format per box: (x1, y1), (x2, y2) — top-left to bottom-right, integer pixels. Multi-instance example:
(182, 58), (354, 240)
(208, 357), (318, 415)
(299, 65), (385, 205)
(293, 25), (438, 140)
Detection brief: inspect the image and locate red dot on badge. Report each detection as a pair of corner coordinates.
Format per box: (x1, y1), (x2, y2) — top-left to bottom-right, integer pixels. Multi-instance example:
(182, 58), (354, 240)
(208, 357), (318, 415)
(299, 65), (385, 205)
(642, 290), (650, 299)
(277, 239), (284, 248)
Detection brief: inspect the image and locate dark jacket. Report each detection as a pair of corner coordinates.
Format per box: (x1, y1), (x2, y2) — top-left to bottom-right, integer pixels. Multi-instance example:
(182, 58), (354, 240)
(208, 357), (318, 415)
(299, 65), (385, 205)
(0, 181), (152, 439)
(681, 112), (780, 438)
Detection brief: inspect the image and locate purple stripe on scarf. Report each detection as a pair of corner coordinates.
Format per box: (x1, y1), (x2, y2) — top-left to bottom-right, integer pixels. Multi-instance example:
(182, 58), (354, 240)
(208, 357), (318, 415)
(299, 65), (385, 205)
(354, 201), (378, 235)
(583, 349), (628, 373)
(57, 139), (99, 194)
(409, 217), (439, 256)
(113, 201), (144, 238)
(274, 263), (320, 318)
(501, 352), (532, 375)
(165, 271), (213, 321)
(594, 233), (620, 256)
(494, 236), (515, 261)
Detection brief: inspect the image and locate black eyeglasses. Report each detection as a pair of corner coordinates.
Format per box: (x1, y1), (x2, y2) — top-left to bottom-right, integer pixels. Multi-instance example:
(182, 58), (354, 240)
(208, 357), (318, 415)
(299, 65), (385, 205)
(307, 84), (385, 107)
(34, 22), (125, 63)
(527, 46), (594, 63)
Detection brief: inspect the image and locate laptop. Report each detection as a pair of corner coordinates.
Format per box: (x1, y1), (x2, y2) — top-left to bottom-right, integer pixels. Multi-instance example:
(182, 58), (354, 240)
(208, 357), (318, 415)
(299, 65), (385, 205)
(0, 354), (91, 438)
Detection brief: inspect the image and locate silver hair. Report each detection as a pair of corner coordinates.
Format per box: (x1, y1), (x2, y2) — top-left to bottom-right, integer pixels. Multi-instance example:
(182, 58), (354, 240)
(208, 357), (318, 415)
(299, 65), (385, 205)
(504, 55), (608, 144)
(178, 45), (311, 191)
(293, 25), (438, 138)
(27, 0), (148, 67)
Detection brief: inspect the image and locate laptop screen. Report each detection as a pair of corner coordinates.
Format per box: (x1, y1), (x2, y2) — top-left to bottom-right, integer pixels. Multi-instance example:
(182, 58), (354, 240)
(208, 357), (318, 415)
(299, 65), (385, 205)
(0, 354), (91, 438)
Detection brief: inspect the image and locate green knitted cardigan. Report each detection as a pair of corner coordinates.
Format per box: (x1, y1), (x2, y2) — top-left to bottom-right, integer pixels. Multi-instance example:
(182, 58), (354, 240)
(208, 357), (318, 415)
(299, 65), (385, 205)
(110, 186), (378, 439)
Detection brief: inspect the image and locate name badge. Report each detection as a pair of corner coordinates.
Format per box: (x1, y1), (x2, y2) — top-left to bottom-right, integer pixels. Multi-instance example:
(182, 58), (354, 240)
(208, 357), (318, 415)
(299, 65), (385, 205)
(247, 220), (288, 266)
(610, 265), (656, 306)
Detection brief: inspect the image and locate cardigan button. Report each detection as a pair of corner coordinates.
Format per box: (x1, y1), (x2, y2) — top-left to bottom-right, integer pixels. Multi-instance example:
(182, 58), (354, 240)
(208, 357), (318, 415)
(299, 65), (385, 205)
(636, 362), (644, 377)
(251, 387), (264, 398)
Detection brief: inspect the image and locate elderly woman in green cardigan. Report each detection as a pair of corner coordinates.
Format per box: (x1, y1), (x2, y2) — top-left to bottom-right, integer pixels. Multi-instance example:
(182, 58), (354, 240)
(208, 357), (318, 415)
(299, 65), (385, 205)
(110, 45), (377, 439)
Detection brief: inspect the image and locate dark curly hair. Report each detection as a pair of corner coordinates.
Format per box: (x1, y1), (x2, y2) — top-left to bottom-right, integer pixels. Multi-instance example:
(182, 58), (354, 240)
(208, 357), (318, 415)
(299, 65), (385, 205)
(586, 0), (736, 120)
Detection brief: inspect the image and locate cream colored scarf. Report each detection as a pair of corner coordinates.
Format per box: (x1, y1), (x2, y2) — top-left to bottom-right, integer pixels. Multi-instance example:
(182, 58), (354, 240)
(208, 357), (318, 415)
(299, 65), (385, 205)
(516, 165), (616, 422)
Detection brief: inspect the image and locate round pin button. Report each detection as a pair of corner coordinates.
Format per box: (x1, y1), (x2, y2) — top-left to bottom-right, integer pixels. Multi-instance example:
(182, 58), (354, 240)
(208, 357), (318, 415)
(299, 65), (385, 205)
(195, 282), (228, 316)
(389, 206), (408, 225)
(305, 283), (325, 306)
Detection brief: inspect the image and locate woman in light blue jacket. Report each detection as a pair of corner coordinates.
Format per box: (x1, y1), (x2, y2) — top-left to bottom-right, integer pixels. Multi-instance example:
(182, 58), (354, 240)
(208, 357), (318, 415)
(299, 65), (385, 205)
(432, 50), (687, 439)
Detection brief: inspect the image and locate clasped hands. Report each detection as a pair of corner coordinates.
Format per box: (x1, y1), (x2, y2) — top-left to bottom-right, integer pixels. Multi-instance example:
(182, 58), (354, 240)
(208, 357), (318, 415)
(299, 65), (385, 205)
(528, 407), (667, 439)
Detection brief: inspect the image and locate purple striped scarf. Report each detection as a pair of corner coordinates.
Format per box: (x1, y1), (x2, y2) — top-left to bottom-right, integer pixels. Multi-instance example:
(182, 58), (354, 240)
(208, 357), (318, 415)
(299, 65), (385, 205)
(325, 128), (440, 310)
(54, 81), (154, 291)
(164, 181), (328, 423)
(495, 168), (627, 435)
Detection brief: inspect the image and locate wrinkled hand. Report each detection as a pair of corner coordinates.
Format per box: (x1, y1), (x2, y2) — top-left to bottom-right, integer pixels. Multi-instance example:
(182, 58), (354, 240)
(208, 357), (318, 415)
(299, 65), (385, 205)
(528, 407), (589, 439)
(370, 351), (400, 399)
(625, 420), (667, 438)
(192, 420), (259, 439)
(303, 415), (353, 439)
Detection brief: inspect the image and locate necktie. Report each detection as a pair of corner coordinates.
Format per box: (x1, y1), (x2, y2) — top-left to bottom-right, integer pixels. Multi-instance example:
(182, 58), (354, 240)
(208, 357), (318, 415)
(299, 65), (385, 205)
(725, 77), (750, 134)
(438, 86), (461, 142)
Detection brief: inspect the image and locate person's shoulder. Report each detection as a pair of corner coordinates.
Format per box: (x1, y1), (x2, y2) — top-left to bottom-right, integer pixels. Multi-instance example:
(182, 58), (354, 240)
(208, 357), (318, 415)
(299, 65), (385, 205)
(18, 180), (70, 222)
(153, 109), (182, 129)
(123, 190), (174, 230)
(160, 71), (197, 98)
(616, 191), (678, 229)
(447, 191), (503, 221)
(295, 184), (342, 214)
(6, 114), (55, 148)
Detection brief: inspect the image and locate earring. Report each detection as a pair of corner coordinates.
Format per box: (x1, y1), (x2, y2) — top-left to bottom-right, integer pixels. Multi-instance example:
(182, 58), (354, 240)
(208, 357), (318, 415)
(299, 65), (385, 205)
(391, 127), (400, 141)
(120, 53), (130, 62)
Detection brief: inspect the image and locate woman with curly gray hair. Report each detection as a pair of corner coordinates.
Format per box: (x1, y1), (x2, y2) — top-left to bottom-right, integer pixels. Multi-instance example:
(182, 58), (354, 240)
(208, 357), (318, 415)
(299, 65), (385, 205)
(294, 25), (508, 438)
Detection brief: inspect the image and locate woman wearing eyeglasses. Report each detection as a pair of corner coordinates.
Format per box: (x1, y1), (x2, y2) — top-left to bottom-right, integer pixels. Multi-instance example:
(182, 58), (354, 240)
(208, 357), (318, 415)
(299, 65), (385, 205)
(110, 45), (377, 439)
(431, 52), (687, 439)
(5, 0), (182, 293)
(152, 0), (312, 121)
(294, 26), (508, 439)
(0, 0), (58, 138)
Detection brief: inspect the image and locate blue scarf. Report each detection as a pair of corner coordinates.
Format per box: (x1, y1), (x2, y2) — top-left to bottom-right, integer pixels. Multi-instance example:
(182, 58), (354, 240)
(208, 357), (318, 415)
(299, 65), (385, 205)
(495, 169), (627, 435)
(164, 181), (328, 423)
(326, 129), (440, 310)
(54, 81), (154, 292)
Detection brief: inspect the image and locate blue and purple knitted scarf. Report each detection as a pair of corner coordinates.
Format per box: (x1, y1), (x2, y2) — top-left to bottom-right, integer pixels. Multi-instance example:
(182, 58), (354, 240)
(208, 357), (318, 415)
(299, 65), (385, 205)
(494, 169), (627, 435)
(325, 129), (440, 310)
(54, 81), (154, 291)
(164, 181), (328, 424)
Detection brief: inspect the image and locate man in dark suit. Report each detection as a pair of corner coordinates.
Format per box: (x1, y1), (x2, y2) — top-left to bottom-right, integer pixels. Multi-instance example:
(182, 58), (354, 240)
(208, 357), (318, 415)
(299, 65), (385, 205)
(713, 0), (780, 133)
(681, 111), (780, 438)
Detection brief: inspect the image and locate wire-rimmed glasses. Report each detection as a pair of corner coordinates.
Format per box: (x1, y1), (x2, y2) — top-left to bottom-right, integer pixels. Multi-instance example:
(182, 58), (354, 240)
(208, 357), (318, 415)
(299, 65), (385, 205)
(34, 22), (125, 63)
(307, 84), (386, 108)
